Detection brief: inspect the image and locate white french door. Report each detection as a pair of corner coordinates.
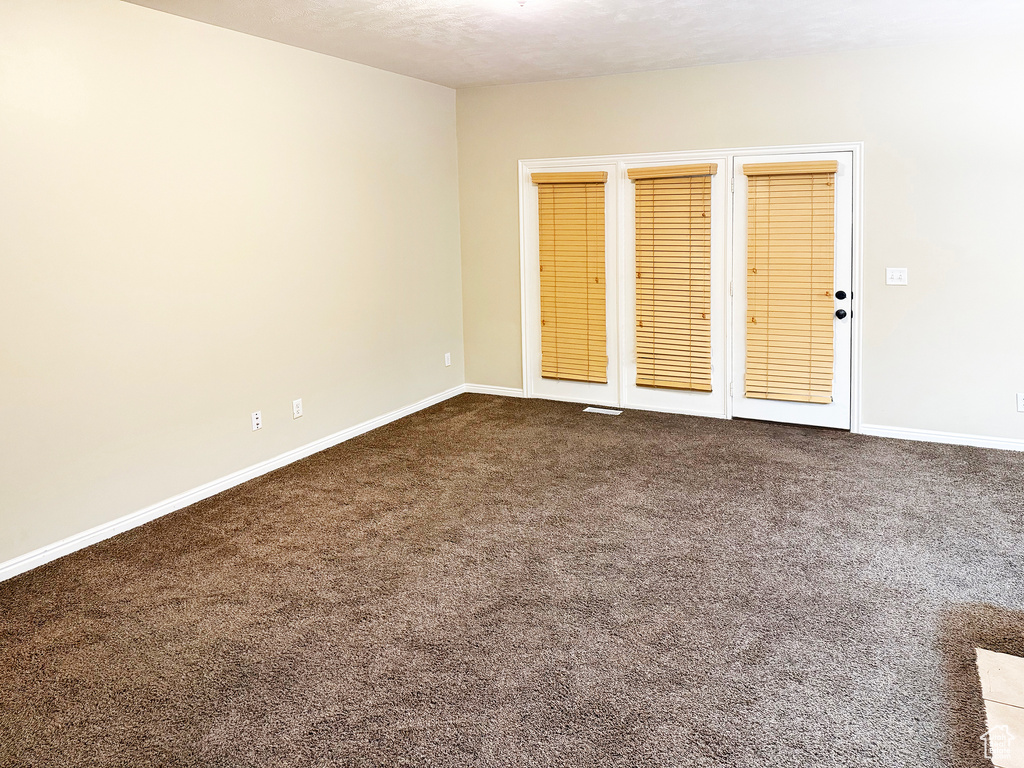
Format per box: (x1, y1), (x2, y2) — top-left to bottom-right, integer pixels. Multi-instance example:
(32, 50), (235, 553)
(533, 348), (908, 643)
(522, 162), (620, 407)
(730, 151), (853, 429)
(620, 157), (729, 417)
(520, 145), (859, 430)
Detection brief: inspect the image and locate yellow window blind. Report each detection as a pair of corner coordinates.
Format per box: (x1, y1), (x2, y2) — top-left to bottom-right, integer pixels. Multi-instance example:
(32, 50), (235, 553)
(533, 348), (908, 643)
(627, 163), (718, 391)
(533, 171), (608, 383)
(743, 160), (838, 404)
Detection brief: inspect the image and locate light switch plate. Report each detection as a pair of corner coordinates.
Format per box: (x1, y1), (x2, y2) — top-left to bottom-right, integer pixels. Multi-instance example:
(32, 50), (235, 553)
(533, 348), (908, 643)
(886, 267), (908, 286)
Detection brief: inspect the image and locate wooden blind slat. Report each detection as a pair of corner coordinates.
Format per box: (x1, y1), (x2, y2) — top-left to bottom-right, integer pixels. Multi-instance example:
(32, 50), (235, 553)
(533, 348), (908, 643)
(745, 164), (836, 403)
(627, 163), (718, 180)
(537, 179), (607, 383)
(632, 173), (713, 392)
(743, 161), (838, 176)
(532, 172), (609, 184)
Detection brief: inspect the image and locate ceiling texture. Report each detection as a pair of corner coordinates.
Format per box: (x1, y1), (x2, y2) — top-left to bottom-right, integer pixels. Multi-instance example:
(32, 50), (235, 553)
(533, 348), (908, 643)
(124, 0), (1024, 88)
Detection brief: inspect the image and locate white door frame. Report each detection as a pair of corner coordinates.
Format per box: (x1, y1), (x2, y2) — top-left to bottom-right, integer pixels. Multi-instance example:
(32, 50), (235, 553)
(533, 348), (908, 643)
(518, 142), (864, 432)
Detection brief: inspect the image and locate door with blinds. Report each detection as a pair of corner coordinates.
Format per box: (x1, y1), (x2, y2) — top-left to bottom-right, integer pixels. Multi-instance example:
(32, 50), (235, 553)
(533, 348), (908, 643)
(731, 152), (853, 429)
(523, 166), (619, 405)
(622, 161), (729, 416)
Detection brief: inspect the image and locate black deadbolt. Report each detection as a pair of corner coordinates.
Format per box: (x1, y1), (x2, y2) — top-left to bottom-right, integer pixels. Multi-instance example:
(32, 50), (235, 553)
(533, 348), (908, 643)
(835, 309), (848, 319)
(835, 290), (847, 300)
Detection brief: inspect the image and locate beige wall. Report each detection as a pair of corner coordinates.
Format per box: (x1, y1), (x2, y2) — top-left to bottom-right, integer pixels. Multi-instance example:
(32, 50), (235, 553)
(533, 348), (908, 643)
(3, 6), (1022, 568)
(457, 40), (1024, 440)
(0, 0), (463, 564)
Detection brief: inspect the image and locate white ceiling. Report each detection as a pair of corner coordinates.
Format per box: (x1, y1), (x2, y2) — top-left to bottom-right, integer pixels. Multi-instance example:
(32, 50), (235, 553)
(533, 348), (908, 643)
(124, 0), (1024, 88)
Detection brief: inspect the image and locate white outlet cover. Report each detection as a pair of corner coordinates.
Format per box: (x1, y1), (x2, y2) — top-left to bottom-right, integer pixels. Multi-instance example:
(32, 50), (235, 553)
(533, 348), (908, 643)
(1017, 393), (1024, 413)
(886, 267), (908, 285)
(251, 411), (262, 431)
(293, 398), (303, 418)
(444, 353), (451, 367)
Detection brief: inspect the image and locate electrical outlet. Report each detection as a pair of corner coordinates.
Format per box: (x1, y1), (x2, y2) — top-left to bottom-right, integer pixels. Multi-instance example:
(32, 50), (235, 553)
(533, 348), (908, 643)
(1017, 393), (1024, 413)
(293, 398), (303, 419)
(251, 411), (262, 431)
(444, 353), (451, 367)
(886, 267), (908, 286)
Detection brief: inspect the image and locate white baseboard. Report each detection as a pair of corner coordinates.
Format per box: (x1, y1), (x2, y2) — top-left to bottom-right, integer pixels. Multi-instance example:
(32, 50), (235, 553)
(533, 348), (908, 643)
(0, 385), (467, 583)
(464, 384), (525, 398)
(859, 424), (1024, 452)
(10, 390), (1017, 583)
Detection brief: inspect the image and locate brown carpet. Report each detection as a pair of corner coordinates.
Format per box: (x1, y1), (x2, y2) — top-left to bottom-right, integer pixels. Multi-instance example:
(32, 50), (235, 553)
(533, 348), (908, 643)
(2, 393), (1023, 767)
